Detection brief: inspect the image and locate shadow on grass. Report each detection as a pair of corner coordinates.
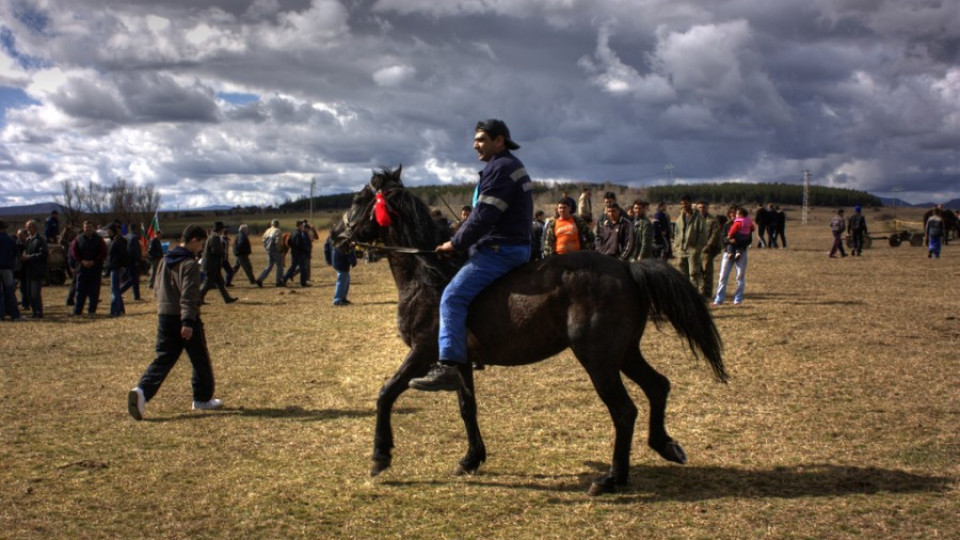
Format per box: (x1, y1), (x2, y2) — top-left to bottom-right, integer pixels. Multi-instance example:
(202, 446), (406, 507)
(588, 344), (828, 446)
(146, 406), (418, 423)
(618, 462), (954, 502)
(785, 299), (868, 306)
(33, 311), (153, 324)
(379, 461), (953, 501)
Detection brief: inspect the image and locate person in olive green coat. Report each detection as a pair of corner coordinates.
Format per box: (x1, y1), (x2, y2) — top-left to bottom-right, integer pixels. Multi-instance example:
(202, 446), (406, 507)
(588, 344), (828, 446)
(696, 201), (723, 298)
(630, 199), (654, 261)
(674, 195), (703, 286)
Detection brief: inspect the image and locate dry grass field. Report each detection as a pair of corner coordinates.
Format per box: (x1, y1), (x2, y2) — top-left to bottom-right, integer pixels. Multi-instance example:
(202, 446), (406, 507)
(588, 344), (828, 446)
(1, 206), (957, 539)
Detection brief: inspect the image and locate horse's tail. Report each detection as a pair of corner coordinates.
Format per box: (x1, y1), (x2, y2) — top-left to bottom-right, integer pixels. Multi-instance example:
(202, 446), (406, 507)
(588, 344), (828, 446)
(629, 260), (729, 383)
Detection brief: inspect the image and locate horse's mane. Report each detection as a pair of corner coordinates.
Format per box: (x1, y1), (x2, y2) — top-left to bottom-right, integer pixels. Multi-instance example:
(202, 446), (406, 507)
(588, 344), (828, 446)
(373, 168), (464, 289)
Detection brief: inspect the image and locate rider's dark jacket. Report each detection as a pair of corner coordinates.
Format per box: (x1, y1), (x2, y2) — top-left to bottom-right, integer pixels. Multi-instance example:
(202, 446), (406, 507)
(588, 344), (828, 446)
(451, 150), (532, 255)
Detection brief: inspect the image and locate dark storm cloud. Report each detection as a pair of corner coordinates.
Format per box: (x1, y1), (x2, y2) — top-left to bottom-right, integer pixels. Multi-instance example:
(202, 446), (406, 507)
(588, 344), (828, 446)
(0, 0), (957, 208)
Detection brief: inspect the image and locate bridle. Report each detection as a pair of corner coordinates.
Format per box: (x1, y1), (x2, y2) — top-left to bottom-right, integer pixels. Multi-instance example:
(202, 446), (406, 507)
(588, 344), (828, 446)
(340, 183), (438, 255)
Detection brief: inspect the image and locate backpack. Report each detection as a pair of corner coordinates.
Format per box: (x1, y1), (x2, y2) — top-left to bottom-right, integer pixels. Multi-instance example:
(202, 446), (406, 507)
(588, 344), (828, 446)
(263, 230), (277, 252)
(288, 231), (303, 253)
(127, 235), (142, 262)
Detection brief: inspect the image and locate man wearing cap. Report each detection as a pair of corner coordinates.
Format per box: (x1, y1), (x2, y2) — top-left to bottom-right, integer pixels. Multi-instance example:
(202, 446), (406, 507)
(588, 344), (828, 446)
(409, 119), (533, 391)
(257, 219), (284, 287)
(200, 222), (237, 304)
(847, 205), (868, 256)
(829, 209), (847, 258)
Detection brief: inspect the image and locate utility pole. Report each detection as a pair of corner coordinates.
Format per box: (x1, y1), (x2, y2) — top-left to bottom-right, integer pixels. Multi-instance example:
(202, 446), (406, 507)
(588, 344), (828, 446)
(802, 170), (810, 225)
(309, 177), (316, 223)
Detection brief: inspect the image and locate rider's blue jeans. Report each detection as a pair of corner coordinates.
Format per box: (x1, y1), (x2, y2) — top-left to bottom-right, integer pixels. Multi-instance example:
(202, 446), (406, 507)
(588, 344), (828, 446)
(438, 244), (530, 365)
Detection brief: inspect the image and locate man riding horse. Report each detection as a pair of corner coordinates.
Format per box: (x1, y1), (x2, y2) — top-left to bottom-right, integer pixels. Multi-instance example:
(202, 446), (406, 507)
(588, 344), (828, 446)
(409, 119), (533, 391)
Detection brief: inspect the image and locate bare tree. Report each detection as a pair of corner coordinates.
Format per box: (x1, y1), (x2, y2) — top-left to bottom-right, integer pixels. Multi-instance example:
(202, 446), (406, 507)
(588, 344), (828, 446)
(84, 181), (111, 226)
(56, 179), (85, 226)
(130, 182), (161, 230)
(110, 178), (137, 226)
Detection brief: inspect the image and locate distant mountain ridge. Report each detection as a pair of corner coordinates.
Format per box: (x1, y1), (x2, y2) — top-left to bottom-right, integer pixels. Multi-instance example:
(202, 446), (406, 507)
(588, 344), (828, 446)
(913, 198), (960, 209)
(0, 202), (62, 217)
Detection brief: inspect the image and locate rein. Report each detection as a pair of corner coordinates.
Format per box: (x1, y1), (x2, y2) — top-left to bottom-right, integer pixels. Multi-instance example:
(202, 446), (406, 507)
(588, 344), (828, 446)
(352, 242), (437, 255)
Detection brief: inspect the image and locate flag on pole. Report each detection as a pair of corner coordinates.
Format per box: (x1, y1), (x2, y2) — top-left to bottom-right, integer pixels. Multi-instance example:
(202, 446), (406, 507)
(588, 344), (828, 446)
(140, 221), (148, 253)
(146, 210), (160, 240)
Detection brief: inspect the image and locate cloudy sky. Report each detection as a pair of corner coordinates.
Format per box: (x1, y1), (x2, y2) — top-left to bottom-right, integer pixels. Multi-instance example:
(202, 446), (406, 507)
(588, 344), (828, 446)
(1, 0), (958, 209)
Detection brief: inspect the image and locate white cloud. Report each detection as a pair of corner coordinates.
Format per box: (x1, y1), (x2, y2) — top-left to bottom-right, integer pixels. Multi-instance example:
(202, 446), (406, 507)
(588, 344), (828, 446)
(372, 64), (416, 87)
(579, 25), (675, 102)
(654, 20), (752, 101)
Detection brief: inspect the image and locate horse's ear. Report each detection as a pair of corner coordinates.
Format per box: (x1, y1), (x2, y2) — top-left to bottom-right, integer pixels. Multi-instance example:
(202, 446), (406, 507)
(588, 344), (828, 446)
(394, 164), (404, 187)
(370, 170), (384, 191)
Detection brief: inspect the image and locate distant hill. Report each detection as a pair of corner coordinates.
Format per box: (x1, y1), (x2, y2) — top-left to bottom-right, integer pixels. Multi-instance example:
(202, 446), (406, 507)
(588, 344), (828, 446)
(913, 200), (960, 209)
(877, 197), (914, 207)
(0, 202), (62, 217)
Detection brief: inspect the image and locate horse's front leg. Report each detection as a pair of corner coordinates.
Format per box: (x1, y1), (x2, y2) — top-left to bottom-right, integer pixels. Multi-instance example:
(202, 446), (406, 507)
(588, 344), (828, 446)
(371, 348), (432, 476)
(454, 364), (486, 475)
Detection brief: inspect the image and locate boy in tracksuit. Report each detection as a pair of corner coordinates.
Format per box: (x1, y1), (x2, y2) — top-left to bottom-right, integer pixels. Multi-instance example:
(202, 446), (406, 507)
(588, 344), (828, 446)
(128, 225), (223, 420)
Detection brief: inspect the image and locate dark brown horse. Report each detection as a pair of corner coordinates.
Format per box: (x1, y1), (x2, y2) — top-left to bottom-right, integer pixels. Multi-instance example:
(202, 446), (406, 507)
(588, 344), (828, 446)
(332, 166), (729, 495)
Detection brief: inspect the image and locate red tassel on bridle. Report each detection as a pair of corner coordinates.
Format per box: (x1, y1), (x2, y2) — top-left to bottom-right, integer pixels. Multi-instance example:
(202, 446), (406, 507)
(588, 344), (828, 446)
(373, 191), (392, 227)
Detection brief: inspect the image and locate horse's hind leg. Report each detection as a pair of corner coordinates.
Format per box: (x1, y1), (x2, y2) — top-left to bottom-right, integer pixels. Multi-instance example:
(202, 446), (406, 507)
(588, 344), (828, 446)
(578, 359), (639, 495)
(620, 349), (687, 464)
(455, 365), (486, 475)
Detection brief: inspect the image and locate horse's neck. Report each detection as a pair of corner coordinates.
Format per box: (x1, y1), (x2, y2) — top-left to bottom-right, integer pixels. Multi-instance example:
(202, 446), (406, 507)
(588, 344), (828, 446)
(387, 253), (443, 306)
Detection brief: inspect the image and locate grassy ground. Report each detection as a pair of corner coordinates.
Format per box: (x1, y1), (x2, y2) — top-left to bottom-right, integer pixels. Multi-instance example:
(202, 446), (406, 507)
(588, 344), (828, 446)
(1, 207), (957, 539)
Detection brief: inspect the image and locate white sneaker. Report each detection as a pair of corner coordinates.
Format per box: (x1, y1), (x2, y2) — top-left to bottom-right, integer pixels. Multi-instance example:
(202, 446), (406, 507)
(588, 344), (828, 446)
(192, 398), (223, 411)
(128, 387), (145, 421)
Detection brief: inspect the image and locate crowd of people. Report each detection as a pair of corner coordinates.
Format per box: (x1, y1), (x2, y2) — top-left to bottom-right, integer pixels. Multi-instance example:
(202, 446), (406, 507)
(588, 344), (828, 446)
(525, 190), (757, 305)
(0, 211), (360, 326)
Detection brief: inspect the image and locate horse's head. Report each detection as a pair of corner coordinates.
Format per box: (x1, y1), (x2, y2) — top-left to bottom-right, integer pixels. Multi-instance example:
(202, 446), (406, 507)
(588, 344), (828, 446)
(332, 165), (404, 251)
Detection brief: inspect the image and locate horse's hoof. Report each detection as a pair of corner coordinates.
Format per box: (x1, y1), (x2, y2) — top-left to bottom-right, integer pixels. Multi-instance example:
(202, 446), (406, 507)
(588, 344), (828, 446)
(370, 458), (391, 477)
(587, 476), (618, 496)
(454, 463), (480, 476)
(657, 440), (688, 464)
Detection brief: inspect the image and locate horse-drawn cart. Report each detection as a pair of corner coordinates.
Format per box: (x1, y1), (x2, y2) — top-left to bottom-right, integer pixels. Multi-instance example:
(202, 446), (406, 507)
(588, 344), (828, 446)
(46, 243), (69, 285)
(848, 220), (925, 249)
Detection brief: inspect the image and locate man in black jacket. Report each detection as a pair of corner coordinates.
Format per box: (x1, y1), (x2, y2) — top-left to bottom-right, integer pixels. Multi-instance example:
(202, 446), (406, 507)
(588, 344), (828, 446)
(70, 221), (106, 314)
(231, 224), (258, 286)
(595, 203), (634, 260)
(120, 225), (143, 300)
(106, 224), (127, 317)
(282, 221), (309, 286)
(21, 220), (48, 318)
(147, 230), (163, 289)
(199, 221), (237, 304)
(754, 203), (769, 248)
(847, 206), (868, 256)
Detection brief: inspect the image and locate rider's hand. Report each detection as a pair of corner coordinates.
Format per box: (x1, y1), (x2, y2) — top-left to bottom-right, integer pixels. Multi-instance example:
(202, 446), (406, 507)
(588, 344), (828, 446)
(435, 241), (454, 253)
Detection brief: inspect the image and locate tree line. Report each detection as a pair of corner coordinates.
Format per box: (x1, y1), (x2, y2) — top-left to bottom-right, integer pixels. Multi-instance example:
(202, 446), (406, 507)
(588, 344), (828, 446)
(56, 178), (877, 226)
(57, 179), (161, 227)
(645, 182), (881, 207)
(281, 180), (881, 214)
